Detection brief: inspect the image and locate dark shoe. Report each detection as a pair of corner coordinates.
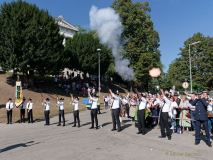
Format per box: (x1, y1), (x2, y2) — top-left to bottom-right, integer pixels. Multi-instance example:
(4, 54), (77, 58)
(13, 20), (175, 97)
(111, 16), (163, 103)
(111, 128), (116, 131)
(96, 126), (99, 129)
(206, 142), (212, 147)
(57, 124), (61, 126)
(168, 137), (171, 140)
(89, 126), (94, 129)
(72, 125), (76, 127)
(195, 141), (200, 145)
(117, 128), (122, 132)
(63, 124), (65, 126)
(142, 132), (146, 135)
(137, 131), (142, 134)
(158, 136), (166, 138)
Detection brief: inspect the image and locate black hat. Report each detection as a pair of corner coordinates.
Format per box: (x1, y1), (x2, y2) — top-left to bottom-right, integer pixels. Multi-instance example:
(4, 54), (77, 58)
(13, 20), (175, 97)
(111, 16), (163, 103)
(29, 98), (32, 101)
(46, 98), (50, 101)
(8, 98), (12, 100)
(23, 97), (26, 100)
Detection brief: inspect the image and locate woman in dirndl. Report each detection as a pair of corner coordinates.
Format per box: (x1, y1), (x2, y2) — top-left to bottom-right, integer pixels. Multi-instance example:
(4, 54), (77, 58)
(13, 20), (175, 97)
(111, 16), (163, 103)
(178, 95), (191, 131)
(129, 94), (138, 121)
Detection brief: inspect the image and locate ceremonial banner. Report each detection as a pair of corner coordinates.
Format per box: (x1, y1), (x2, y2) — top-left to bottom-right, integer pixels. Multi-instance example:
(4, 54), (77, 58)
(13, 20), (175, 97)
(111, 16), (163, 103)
(15, 81), (23, 107)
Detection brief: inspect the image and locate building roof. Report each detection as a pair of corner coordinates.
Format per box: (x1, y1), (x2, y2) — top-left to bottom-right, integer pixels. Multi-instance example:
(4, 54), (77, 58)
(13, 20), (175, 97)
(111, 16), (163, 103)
(55, 16), (79, 32)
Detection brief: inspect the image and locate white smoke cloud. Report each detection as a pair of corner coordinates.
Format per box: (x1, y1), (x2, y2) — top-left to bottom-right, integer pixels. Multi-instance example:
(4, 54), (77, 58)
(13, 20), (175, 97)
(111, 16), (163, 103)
(89, 6), (134, 81)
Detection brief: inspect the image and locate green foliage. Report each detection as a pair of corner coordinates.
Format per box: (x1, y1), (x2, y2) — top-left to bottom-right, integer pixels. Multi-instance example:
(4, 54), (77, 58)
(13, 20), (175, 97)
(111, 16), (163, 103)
(64, 31), (113, 74)
(112, 0), (161, 90)
(168, 33), (213, 90)
(0, 0), (64, 75)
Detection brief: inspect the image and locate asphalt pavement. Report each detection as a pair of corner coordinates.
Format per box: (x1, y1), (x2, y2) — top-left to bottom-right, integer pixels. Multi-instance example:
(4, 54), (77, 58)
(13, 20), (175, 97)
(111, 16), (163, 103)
(0, 109), (212, 160)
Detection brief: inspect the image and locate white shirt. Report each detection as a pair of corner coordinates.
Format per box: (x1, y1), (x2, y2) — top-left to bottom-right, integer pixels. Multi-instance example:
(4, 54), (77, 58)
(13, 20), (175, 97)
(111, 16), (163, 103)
(122, 98), (128, 105)
(161, 96), (171, 113)
(154, 98), (161, 106)
(111, 94), (120, 109)
(21, 101), (27, 109)
(57, 101), (64, 110)
(138, 97), (147, 110)
(26, 102), (33, 110)
(6, 101), (14, 110)
(43, 101), (50, 111)
(72, 99), (79, 111)
(90, 97), (98, 109)
(170, 101), (178, 115)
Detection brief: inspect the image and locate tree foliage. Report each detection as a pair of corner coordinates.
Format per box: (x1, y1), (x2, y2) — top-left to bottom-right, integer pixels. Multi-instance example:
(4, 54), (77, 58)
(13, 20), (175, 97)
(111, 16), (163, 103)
(112, 0), (161, 90)
(167, 33), (213, 91)
(0, 0), (64, 76)
(64, 31), (113, 75)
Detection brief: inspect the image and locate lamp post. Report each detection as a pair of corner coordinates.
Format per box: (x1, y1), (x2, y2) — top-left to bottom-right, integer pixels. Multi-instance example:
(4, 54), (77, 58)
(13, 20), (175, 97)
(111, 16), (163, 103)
(188, 41), (201, 93)
(97, 48), (101, 97)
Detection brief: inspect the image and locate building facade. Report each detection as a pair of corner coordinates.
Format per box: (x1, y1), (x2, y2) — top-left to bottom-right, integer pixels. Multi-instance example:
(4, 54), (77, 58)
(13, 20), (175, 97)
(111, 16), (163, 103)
(55, 16), (79, 45)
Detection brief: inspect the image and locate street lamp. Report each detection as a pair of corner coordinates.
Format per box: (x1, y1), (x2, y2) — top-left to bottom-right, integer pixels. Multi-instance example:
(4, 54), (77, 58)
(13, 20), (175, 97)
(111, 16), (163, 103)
(188, 41), (201, 93)
(97, 48), (101, 97)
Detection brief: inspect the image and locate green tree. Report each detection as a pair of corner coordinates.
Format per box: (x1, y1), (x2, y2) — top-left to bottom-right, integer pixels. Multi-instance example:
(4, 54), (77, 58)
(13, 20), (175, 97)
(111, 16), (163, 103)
(64, 31), (113, 75)
(112, 0), (161, 90)
(168, 33), (213, 91)
(0, 0), (64, 76)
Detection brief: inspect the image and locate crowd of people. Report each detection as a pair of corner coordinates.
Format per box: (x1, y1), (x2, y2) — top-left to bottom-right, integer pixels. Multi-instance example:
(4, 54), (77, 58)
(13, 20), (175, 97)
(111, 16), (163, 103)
(4, 88), (213, 147)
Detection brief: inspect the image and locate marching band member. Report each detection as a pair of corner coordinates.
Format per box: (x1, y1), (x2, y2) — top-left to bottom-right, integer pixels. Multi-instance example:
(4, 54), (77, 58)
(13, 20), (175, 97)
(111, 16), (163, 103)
(6, 98), (14, 124)
(70, 94), (80, 127)
(42, 98), (50, 125)
(109, 89), (122, 132)
(57, 97), (65, 126)
(19, 97), (27, 123)
(26, 98), (34, 123)
(137, 93), (147, 135)
(159, 89), (172, 140)
(170, 96), (178, 133)
(88, 91), (99, 129)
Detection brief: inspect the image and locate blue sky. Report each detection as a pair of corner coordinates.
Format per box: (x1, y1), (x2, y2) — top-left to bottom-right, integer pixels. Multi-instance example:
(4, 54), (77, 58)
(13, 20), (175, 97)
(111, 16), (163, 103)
(1, 0), (213, 72)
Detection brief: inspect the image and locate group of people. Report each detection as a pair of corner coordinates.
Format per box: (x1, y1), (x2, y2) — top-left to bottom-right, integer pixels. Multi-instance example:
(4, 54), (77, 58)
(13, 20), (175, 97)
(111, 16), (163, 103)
(6, 97), (33, 124)
(4, 88), (213, 147)
(102, 89), (213, 147)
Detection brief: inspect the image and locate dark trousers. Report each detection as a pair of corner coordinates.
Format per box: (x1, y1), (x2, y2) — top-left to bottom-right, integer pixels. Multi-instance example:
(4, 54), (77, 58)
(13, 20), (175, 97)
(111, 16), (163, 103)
(27, 109), (33, 123)
(137, 109), (145, 133)
(20, 109), (25, 123)
(7, 110), (12, 124)
(159, 112), (171, 138)
(59, 110), (65, 125)
(90, 109), (98, 128)
(97, 105), (101, 114)
(73, 110), (80, 126)
(195, 120), (210, 143)
(191, 111), (196, 130)
(44, 110), (50, 125)
(151, 108), (159, 126)
(125, 104), (130, 118)
(111, 108), (121, 130)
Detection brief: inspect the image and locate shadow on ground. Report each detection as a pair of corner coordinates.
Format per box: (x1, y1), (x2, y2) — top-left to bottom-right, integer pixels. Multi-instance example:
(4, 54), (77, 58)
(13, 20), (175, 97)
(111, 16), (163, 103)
(0, 141), (40, 153)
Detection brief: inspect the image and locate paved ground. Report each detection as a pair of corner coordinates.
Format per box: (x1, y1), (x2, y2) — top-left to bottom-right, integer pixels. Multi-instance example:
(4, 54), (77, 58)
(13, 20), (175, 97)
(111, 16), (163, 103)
(0, 109), (212, 160)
